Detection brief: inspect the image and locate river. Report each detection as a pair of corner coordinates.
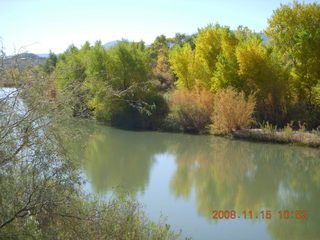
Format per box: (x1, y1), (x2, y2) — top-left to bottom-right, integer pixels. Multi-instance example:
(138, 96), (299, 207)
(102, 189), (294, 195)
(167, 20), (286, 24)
(65, 121), (320, 240)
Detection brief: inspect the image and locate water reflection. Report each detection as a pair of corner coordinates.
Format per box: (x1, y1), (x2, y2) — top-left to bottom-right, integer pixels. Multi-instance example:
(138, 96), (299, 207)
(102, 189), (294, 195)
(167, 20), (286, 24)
(69, 124), (168, 194)
(169, 136), (320, 239)
(68, 121), (320, 240)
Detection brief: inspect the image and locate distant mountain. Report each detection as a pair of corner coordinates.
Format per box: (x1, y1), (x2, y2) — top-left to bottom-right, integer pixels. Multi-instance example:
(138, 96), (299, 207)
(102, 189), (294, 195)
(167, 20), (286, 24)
(4, 53), (46, 68)
(36, 53), (49, 58)
(103, 40), (120, 49)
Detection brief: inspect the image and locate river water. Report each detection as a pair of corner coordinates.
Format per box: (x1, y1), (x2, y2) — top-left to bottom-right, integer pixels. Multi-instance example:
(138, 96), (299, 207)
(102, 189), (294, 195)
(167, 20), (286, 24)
(2, 87), (319, 239)
(65, 121), (320, 240)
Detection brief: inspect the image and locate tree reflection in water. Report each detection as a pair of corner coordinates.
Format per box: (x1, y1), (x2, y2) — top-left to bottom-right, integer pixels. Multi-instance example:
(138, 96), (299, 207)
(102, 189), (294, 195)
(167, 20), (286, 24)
(67, 122), (320, 240)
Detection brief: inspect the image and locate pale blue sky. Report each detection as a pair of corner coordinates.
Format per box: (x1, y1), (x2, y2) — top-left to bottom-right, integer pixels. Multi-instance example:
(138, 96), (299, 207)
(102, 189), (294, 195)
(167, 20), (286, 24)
(0, 0), (316, 54)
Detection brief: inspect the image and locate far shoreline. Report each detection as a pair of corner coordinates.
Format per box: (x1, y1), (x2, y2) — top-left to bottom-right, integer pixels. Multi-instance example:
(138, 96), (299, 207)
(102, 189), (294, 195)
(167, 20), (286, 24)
(221, 128), (320, 148)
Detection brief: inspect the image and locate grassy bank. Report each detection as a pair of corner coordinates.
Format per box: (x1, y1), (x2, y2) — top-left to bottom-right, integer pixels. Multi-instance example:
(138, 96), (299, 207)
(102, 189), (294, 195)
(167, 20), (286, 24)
(225, 129), (320, 148)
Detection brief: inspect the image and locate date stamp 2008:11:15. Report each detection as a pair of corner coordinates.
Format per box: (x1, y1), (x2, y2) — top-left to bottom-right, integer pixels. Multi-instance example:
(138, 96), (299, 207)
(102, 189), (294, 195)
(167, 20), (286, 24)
(211, 210), (308, 220)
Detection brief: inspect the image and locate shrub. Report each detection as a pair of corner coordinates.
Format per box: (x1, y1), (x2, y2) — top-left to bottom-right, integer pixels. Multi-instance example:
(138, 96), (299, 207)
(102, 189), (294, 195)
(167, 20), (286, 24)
(259, 121), (278, 134)
(110, 91), (169, 130)
(167, 88), (214, 133)
(212, 87), (255, 133)
(161, 112), (183, 132)
(283, 121), (294, 139)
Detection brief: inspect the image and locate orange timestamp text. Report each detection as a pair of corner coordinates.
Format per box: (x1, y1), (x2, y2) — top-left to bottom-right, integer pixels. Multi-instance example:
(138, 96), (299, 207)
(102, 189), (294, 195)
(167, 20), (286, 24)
(211, 210), (308, 220)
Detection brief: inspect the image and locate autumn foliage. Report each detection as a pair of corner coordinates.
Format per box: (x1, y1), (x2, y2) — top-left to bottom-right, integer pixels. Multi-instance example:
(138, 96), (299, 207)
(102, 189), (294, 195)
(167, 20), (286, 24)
(169, 88), (214, 133)
(212, 87), (256, 133)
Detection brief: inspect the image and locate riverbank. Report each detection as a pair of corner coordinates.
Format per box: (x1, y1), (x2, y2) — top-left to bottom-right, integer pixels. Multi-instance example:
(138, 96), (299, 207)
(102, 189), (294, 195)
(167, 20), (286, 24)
(229, 128), (320, 148)
(96, 117), (320, 148)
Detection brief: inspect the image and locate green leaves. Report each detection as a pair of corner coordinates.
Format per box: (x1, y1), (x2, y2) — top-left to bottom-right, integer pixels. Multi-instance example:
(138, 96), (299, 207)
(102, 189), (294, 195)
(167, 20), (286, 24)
(42, 51), (57, 74)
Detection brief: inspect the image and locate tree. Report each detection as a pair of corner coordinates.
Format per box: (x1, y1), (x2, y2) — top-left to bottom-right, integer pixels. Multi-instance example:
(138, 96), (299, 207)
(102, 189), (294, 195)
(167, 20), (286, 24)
(87, 40), (151, 120)
(0, 49), (179, 240)
(169, 44), (196, 90)
(152, 50), (175, 89)
(52, 44), (92, 116)
(84, 41), (110, 92)
(107, 41), (150, 91)
(266, 2), (320, 106)
(83, 41), (168, 129)
(194, 25), (238, 89)
(149, 34), (169, 60)
(42, 51), (57, 74)
(169, 25), (239, 90)
(171, 33), (196, 49)
(236, 37), (289, 123)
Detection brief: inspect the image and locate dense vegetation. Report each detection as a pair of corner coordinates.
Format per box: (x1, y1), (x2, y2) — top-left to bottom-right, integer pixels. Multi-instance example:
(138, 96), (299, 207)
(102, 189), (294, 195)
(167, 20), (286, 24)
(42, 2), (320, 135)
(0, 69), (181, 239)
(0, 1), (319, 239)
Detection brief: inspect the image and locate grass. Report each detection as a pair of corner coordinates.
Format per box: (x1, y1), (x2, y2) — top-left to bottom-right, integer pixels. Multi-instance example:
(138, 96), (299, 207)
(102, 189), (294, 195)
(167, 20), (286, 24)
(231, 127), (320, 148)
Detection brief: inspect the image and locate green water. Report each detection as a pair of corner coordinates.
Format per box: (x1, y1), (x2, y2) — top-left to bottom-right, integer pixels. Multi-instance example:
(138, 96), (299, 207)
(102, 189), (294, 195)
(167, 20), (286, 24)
(69, 121), (320, 240)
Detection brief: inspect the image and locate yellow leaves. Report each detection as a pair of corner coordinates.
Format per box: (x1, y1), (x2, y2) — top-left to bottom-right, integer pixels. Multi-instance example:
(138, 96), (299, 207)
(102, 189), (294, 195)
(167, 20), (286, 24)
(169, 25), (238, 91)
(153, 52), (175, 88)
(236, 38), (269, 79)
(236, 37), (285, 98)
(267, 2), (320, 48)
(195, 25), (238, 89)
(266, 2), (320, 103)
(169, 44), (196, 90)
(195, 27), (222, 71)
(155, 54), (169, 73)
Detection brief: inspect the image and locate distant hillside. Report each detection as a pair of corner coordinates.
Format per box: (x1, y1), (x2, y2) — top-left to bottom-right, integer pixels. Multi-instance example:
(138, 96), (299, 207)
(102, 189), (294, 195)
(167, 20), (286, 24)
(4, 53), (46, 68)
(103, 40), (120, 49)
(0, 53), (47, 87)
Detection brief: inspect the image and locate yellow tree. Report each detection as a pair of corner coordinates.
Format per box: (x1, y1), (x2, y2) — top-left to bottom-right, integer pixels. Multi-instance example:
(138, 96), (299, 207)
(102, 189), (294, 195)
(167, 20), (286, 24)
(169, 25), (238, 91)
(169, 44), (196, 90)
(211, 26), (256, 92)
(236, 37), (289, 123)
(266, 2), (320, 107)
(195, 25), (238, 89)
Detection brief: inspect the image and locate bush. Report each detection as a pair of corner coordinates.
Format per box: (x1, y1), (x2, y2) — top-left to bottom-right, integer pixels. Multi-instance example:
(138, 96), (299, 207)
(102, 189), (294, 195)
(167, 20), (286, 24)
(166, 88), (214, 134)
(110, 91), (169, 130)
(161, 112), (183, 132)
(212, 87), (255, 133)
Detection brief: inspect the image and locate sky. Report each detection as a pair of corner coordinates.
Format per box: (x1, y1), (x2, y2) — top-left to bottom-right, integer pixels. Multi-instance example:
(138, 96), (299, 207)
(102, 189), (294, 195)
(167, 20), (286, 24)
(0, 0), (317, 55)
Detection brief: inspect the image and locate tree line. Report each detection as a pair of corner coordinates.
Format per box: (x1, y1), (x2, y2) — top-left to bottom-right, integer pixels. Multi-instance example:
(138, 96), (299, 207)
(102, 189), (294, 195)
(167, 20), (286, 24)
(43, 1), (320, 133)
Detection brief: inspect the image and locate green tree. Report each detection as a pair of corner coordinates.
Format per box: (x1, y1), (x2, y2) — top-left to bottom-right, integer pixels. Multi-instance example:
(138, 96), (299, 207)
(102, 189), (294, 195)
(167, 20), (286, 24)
(53, 43), (91, 116)
(0, 49), (180, 240)
(42, 50), (57, 74)
(149, 35), (169, 60)
(170, 33), (196, 49)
